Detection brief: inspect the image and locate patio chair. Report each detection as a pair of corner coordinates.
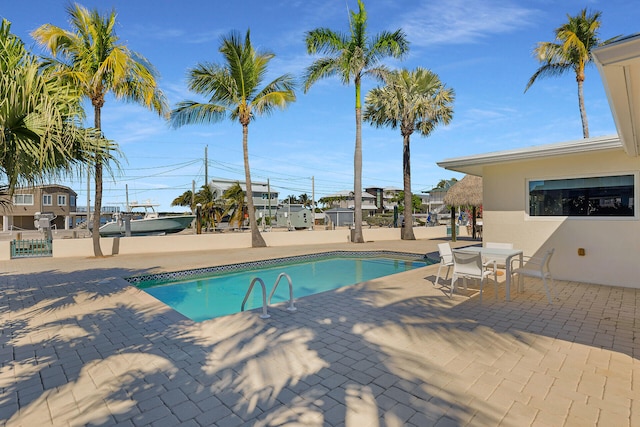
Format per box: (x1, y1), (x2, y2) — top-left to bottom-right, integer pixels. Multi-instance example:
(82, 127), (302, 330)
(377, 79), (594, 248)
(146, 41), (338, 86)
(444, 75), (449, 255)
(451, 251), (498, 302)
(513, 248), (555, 304)
(434, 242), (454, 287)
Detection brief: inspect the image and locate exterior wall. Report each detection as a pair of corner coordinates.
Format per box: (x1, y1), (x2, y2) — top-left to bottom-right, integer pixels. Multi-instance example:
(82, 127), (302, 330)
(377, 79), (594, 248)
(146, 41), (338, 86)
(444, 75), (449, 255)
(37, 225), (446, 259)
(482, 149), (640, 288)
(3, 185), (77, 230)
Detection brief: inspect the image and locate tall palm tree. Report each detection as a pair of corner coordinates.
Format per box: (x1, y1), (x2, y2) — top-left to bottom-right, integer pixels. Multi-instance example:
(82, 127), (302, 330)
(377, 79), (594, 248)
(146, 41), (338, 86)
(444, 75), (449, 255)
(525, 8), (618, 138)
(171, 29), (296, 248)
(0, 18), (111, 194)
(304, 0), (408, 243)
(364, 68), (454, 240)
(32, 3), (168, 256)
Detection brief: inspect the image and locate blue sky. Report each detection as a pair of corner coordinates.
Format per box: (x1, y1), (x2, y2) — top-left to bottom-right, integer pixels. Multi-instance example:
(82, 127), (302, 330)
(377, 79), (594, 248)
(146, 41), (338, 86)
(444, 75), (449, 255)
(2, 0), (637, 211)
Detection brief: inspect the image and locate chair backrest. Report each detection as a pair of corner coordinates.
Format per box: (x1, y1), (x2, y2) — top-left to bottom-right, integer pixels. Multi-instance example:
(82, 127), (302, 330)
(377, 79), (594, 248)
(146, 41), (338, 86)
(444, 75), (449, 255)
(541, 248), (555, 273)
(438, 242), (453, 264)
(452, 251), (484, 277)
(485, 242), (514, 249)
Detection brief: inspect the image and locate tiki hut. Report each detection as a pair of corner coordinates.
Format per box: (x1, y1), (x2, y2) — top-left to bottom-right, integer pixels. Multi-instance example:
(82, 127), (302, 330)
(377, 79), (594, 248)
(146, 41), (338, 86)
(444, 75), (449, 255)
(443, 175), (483, 241)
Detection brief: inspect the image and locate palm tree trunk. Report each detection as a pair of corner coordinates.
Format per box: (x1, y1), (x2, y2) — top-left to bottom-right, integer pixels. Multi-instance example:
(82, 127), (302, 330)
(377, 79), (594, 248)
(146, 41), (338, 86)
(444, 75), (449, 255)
(242, 123), (266, 248)
(92, 105), (103, 257)
(402, 133), (415, 240)
(352, 80), (364, 243)
(578, 79), (589, 138)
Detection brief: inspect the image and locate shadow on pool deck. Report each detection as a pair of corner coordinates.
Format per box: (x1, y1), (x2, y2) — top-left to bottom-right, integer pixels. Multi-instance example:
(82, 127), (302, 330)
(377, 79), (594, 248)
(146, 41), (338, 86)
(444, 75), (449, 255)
(0, 251), (638, 426)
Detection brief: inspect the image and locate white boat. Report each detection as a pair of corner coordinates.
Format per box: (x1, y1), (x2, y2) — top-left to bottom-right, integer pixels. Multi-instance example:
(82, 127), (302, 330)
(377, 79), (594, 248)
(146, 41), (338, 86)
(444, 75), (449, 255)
(98, 202), (195, 237)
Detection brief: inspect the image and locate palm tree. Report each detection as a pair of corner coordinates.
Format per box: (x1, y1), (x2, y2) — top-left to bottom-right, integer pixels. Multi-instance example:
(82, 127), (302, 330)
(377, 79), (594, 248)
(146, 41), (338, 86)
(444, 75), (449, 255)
(221, 182), (246, 229)
(304, 0), (408, 243)
(364, 68), (454, 240)
(32, 3), (168, 256)
(171, 29), (296, 248)
(0, 18), (112, 194)
(171, 185), (220, 231)
(525, 8), (618, 138)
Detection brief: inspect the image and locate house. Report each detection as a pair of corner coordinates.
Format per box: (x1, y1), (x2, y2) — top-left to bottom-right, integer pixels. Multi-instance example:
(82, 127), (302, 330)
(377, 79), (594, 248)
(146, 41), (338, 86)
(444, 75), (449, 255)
(274, 204), (313, 229)
(209, 178), (279, 219)
(321, 190), (378, 216)
(436, 34), (640, 289)
(1, 184), (77, 231)
(421, 179), (457, 216)
(364, 186), (403, 213)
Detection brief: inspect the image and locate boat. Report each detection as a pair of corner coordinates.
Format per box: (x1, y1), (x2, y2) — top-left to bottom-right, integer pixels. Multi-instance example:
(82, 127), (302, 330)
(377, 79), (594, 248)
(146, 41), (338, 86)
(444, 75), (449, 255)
(98, 202), (195, 237)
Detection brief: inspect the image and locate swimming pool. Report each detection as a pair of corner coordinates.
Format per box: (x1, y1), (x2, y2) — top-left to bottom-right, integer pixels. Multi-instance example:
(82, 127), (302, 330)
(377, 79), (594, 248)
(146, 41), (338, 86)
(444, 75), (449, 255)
(128, 251), (429, 322)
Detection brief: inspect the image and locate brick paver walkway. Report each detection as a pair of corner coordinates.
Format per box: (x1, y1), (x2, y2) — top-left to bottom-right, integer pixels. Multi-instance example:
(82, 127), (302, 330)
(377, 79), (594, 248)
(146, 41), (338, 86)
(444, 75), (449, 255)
(0, 239), (638, 426)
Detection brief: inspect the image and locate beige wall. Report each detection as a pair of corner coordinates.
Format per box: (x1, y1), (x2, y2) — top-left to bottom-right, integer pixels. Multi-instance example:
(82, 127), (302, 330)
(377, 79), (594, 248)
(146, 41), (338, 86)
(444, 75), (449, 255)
(482, 148), (640, 288)
(40, 226), (445, 260)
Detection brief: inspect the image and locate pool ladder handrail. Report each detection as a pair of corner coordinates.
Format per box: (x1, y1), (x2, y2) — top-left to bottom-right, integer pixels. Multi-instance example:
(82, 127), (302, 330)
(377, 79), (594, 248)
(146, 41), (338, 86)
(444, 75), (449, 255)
(241, 277), (271, 318)
(268, 273), (296, 312)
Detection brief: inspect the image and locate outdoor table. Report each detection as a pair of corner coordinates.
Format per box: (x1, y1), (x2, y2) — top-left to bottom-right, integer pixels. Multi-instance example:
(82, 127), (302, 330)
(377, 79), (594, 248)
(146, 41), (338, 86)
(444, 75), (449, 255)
(453, 246), (523, 301)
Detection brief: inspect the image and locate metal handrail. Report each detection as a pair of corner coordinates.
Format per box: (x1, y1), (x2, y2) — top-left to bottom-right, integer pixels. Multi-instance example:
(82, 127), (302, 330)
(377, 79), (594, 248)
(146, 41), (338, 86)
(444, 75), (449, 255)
(241, 277), (270, 318)
(268, 273), (296, 312)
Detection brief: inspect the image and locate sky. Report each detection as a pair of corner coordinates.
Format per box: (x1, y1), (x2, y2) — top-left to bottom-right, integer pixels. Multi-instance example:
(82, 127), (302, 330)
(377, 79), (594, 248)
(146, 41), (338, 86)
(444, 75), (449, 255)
(2, 0), (637, 212)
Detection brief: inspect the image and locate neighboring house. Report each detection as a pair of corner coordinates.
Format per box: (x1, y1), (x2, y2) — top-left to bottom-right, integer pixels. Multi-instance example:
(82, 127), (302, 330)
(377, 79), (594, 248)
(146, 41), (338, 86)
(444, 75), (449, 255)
(364, 186), (402, 213)
(422, 179), (457, 217)
(436, 34), (640, 289)
(322, 190), (378, 216)
(1, 184), (77, 231)
(209, 178), (279, 219)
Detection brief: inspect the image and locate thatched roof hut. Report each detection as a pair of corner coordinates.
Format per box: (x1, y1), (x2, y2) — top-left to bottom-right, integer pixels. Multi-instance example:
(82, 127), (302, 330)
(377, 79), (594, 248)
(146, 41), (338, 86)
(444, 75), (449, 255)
(443, 175), (482, 207)
(443, 175), (483, 240)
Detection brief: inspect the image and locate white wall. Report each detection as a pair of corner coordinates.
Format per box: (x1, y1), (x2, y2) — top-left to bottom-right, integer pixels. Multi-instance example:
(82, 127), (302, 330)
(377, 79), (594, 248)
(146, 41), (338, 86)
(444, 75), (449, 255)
(482, 149), (640, 288)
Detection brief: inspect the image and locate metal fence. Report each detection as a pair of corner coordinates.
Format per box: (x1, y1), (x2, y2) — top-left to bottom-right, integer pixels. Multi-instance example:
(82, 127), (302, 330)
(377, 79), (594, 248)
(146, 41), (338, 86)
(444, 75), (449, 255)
(10, 239), (53, 258)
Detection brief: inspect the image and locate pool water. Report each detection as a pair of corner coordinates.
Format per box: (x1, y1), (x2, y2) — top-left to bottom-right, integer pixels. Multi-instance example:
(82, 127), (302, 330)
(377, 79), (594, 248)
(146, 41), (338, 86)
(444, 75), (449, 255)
(136, 255), (428, 322)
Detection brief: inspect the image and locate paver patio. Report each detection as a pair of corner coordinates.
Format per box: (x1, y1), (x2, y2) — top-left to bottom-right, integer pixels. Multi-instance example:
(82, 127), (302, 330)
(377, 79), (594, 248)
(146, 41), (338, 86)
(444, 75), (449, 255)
(0, 238), (638, 426)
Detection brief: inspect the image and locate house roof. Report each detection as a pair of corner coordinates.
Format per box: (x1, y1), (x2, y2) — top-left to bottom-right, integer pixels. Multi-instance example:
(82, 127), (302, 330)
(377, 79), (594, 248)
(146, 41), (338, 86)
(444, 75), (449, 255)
(437, 135), (622, 176)
(592, 33), (640, 157)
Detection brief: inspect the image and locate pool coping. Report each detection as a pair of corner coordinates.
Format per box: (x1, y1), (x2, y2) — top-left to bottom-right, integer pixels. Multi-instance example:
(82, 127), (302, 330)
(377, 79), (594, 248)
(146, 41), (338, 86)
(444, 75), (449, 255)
(125, 250), (431, 286)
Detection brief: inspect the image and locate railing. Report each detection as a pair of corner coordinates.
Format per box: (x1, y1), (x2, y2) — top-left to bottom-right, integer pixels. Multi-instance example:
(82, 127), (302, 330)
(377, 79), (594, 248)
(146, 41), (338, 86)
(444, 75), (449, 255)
(11, 239), (53, 258)
(268, 273), (296, 312)
(241, 278), (271, 318)
(241, 273), (297, 318)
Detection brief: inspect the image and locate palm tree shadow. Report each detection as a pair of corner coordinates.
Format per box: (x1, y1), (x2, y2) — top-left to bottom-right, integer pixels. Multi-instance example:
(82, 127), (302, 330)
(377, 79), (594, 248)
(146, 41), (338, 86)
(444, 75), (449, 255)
(1, 263), (634, 426)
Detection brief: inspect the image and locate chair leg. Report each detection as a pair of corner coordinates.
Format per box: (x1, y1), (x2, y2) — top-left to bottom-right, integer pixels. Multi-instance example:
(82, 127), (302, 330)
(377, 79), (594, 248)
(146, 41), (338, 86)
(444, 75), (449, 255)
(435, 263), (443, 287)
(493, 273), (498, 301)
(479, 277), (483, 303)
(450, 275), (457, 297)
(542, 277), (553, 304)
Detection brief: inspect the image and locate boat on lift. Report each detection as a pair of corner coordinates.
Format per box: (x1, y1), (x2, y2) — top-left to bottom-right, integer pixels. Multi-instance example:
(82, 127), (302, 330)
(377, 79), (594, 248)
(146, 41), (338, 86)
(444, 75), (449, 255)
(98, 202), (195, 237)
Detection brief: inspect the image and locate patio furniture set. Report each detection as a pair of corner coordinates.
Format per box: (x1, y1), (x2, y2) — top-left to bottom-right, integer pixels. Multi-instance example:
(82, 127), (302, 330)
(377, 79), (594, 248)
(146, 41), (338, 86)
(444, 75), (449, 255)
(434, 241), (556, 303)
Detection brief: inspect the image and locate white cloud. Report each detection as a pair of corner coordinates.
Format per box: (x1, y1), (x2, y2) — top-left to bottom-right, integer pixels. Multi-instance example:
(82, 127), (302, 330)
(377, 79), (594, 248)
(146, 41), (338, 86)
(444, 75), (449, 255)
(399, 0), (539, 47)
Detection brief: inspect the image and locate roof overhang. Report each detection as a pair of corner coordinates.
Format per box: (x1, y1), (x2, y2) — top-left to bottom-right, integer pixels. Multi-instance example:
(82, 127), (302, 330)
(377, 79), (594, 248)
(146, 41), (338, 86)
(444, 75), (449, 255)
(592, 34), (640, 157)
(437, 135), (622, 176)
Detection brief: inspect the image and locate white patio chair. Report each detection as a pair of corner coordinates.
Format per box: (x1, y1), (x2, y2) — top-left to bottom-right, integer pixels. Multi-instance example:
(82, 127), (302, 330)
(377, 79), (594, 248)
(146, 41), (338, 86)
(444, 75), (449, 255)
(451, 251), (498, 302)
(513, 248), (555, 303)
(434, 242), (454, 287)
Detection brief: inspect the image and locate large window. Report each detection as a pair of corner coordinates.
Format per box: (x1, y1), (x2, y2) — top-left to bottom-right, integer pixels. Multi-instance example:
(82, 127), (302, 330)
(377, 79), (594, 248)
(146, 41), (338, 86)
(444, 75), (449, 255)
(57, 195), (67, 206)
(529, 175), (635, 217)
(43, 194), (53, 206)
(13, 194), (34, 205)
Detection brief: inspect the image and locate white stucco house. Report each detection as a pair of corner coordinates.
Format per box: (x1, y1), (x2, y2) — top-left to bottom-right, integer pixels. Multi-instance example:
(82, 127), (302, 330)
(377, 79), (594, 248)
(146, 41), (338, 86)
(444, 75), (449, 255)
(437, 34), (640, 289)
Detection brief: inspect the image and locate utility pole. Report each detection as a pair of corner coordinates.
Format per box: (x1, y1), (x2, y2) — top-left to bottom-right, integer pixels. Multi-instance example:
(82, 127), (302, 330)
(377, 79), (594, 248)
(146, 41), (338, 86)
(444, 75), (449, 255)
(192, 180), (196, 234)
(311, 176), (315, 230)
(204, 145), (208, 188)
(267, 179), (271, 227)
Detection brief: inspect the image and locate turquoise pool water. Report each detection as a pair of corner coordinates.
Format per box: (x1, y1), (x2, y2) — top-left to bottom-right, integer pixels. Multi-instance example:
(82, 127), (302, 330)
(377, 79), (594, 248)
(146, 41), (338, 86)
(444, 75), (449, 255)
(133, 253), (428, 322)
